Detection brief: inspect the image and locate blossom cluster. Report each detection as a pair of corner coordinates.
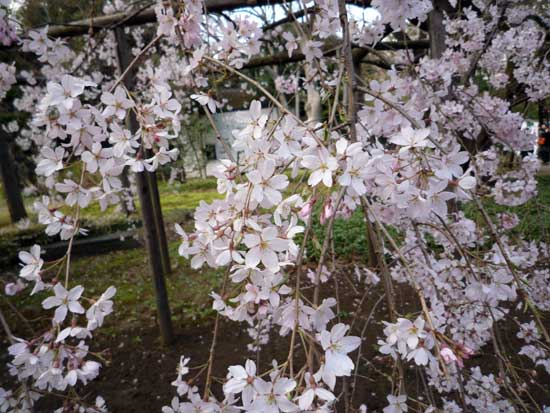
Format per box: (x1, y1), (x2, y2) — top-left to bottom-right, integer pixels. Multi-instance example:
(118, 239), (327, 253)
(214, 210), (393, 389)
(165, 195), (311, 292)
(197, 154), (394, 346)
(2, 0), (550, 412)
(1, 16), (182, 410)
(0, 0), (18, 46)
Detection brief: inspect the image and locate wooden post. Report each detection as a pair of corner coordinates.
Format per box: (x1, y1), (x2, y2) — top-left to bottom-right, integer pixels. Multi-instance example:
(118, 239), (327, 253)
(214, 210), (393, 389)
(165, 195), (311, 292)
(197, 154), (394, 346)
(0, 128), (27, 223)
(134, 153), (174, 344)
(113, 27), (170, 273)
(118, 170), (134, 216)
(148, 167), (171, 274)
(428, 0), (455, 59)
(114, 27), (174, 344)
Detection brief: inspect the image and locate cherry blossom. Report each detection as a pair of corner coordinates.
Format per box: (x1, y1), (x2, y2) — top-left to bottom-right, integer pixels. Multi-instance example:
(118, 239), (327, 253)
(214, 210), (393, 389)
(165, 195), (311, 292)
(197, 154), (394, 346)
(46, 75), (94, 109)
(296, 373), (335, 411)
(4, 1), (550, 411)
(42, 284), (86, 324)
(248, 377), (298, 413)
(191, 93), (220, 113)
(302, 149), (338, 188)
(244, 227), (288, 272)
(247, 160), (289, 206)
(319, 323), (361, 381)
(101, 86), (135, 120)
(86, 286), (116, 330)
(389, 127), (432, 153)
(223, 359), (258, 407)
(383, 394), (408, 413)
(18, 245), (43, 281)
(35, 147), (65, 177)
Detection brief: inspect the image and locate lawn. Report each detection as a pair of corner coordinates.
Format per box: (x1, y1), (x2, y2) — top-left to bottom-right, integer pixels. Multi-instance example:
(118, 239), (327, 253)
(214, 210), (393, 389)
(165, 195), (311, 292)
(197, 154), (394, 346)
(0, 177), (222, 230)
(1, 176), (225, 330)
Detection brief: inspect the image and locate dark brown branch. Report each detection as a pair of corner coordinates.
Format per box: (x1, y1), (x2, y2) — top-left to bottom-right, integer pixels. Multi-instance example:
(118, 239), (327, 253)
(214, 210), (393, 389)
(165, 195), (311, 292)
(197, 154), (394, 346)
(362, 59), (405, 71)
(45, 0), (375, 38)
(261, 6), (315, 32)
(243, 40), (429, 69)
(513, 14), (550, 31)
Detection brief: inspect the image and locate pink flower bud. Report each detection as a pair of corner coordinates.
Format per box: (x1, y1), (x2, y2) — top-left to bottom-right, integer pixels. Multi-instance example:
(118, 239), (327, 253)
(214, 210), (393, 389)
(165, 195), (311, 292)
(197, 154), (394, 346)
(440, 346), (458, 365)
(320, 199), (334, 225)
(299, 198), (316, 220)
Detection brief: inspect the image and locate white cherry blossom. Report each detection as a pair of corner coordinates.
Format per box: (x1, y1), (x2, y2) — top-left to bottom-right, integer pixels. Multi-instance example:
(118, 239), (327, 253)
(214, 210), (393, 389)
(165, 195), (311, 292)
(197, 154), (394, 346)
(302, 149), (338, 187)
(42, 284), (86, 324)
(243, 227), (288, 272)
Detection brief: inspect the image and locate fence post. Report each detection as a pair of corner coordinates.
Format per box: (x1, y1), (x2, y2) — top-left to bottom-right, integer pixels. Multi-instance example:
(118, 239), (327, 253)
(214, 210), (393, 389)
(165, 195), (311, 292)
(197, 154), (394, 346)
(148, 166), (172, 275)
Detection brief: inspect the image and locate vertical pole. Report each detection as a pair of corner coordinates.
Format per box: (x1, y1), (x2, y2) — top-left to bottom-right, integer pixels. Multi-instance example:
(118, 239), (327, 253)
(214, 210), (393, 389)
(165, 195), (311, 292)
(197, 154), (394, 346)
(428, 1), (447, 59)
(113, 28), (170, 274)
(429, 0), (456, 59)
(0, 128), (27, 223)
(148, 167), (171, 274)
(114, 27), (174, 344)
(134, 153), (174, 344)
(118, 170), (133, 216)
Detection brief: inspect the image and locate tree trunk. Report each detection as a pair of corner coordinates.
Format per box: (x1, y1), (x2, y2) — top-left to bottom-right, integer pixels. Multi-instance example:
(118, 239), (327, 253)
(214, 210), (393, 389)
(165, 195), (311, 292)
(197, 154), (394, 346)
(429, 0), (453, 59)
(114, 27), (174, 344)
(118, 169), (134, 216)
(305, 87), (321, 125)
(115, 28), (171, 274)
(0, 129), (27, 223)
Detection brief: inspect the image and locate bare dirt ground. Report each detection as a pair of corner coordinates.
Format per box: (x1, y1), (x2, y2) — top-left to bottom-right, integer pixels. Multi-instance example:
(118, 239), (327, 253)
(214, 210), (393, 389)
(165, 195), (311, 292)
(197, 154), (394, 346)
(3, 263), (550, 413)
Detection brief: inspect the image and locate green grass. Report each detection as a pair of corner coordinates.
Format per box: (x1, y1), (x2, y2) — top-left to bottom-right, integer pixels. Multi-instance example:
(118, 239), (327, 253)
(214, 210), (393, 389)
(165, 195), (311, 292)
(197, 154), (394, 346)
(3, 173), (548, 270)
(156, 180), (222, 222)
(9, 240), (222, 332)
(1, 177), (223, 331)
(302, 176), (550, 263)
(305, 206), (370, 261)
(0, 177), (220, 228)
(0, 178), (221, 265)
(77, 178), (221, 223)
(71, 240), (222, 327)
(463, 175), (550, 242)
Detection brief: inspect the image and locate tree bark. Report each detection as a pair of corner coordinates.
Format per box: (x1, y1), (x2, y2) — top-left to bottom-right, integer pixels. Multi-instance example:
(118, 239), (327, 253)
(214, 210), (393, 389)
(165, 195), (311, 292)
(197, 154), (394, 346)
(114, 27), (174, 344)
(0, 129), (27, 223)
(134, 159), (174, 344)
(429, 0), (452, 59)
(148, 166), (171, 275)
(305, 87), (321, 125)
(45, 0), (377, 38)
(118, 169), (134, 216)
(114, 27), (172, 275)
